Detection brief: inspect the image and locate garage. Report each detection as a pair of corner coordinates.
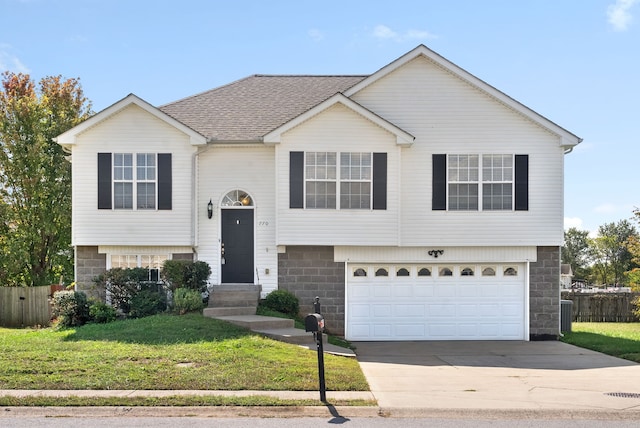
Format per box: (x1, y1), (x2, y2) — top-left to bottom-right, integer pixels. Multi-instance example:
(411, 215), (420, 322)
(346, 263), (526, 341)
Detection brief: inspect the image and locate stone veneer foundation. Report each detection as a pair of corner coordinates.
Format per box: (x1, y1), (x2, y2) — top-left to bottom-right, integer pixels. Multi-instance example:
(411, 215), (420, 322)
(74, 246), (194, 300)
(278, 246), (346, 335)
(74, 246), (107, 299)
(528, 246), (561, 340)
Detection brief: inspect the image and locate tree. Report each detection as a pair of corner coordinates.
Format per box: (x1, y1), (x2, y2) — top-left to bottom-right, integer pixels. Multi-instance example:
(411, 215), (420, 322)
(627, 208), (640, 291)
(562, 227), (591, 280)
(589, 220), (638, 286)
(0, 72), (92, 286)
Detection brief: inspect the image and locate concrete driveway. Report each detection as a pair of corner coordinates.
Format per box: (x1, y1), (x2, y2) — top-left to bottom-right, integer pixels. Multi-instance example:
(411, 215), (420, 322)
(354, 341), (640, 416)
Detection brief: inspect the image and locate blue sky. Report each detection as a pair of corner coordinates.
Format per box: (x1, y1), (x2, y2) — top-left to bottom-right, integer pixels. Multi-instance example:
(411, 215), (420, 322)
(2, 0), (639, 235)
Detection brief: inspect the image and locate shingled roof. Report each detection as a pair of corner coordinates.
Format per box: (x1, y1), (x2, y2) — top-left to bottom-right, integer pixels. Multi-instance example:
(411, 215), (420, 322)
(159, 75), (367, 142)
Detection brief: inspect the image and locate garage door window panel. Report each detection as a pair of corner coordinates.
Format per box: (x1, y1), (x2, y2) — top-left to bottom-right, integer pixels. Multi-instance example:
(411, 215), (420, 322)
(504, 267), (518, 276)
(438, 267), (453, 277)
(461, 267), (475, 276)
(375, 268), (389, 277)
(353, 267), (367, 277)
(396, 267), (411, 277)
(418, 267), (432, 277)
(482, 267), (496, 276)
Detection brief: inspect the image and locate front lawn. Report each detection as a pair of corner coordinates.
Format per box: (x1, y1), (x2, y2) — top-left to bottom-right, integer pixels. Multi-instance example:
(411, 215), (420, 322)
(0, 313), (369, 391)
(560, 322), (640, 363)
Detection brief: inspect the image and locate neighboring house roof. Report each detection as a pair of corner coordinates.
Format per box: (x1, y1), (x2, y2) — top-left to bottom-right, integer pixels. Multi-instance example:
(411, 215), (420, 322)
(55, 94), (207, 148)
(561, 264), (574, 276)
(158, 75), (367, 142)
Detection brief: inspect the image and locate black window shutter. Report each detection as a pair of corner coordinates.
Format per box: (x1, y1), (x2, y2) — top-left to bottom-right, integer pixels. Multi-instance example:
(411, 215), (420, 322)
(372, 153), (387, 210)
(97, 153), (112, 209)
(514, 154), (529, 211)
(432, 154), (447, 210)
(157, 153), (172, 210)
(289, 151), (304, 209)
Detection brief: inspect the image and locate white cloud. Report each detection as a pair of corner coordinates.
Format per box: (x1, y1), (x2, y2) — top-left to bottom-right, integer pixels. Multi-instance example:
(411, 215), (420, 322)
(308, 28), (324, 42)
(372, 24), (437, 42)
(564, 217), (584, 230)
(0, 44), (30, 74)
(607, 0), (639, 31)
(594, 203), (618, 214)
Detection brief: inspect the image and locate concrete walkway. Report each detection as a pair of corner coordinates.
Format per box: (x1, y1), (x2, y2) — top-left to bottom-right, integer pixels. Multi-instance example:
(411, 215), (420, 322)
(354, 340), (640, 417)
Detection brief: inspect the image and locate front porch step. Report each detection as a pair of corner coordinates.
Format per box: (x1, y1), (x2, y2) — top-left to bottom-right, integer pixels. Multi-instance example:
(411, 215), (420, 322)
(203, 307), (256, 317)
(212, 314), (294, 330)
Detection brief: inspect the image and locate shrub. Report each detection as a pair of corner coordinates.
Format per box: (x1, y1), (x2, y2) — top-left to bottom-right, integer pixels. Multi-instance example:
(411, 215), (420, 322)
(51, 290), (90, 327)
(261, 289), (299, 317)
(88, 299), (117, 324)
(161, 260), (211, 292)
(129, 288), (167, 319)
(173, 288), (205, 315)
(93, 268), (167, 318)
(632, 296), (640, 321)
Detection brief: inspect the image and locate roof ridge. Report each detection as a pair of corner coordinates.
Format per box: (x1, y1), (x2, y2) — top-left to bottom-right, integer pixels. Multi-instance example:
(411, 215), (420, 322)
(252, 74), (369, 77)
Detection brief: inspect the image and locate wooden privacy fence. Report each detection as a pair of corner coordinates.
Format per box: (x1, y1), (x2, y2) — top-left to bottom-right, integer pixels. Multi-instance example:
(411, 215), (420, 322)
(561, 292), (640, 322)
(0, 285), (63, 328)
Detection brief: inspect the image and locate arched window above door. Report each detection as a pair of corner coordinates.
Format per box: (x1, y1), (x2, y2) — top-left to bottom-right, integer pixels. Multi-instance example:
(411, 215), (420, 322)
(221, 190), (253, 207)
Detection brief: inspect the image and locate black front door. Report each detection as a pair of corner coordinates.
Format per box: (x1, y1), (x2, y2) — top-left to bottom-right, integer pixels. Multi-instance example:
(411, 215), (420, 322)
(221, 209), (254, 283)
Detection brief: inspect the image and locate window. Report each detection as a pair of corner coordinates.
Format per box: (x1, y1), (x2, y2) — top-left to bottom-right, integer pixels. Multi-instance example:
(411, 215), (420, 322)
(482, 155), (513, 210)
(448, 155), (479, 210)
(353, 268), (367, 277)
(98, 153), (171, 210)
(340, 152), (371, 209)
(221, 190), (253, 207)
(439, 267), (453, 277)
(290, 151), (387, 210)
(482, 267), (496, 276)
(136, 154), (156, 209)
(113, 153), (134, 209)
(418, 267), (432, 276)
(375, 268), (389, 277)
(305, 152), (336, 209)
(110, 254), (167, 282)
(461, 267), (474, 276)
(504, 267), (518, 276)
(396, 267), (410, 277)
(432, 154), (527, 212)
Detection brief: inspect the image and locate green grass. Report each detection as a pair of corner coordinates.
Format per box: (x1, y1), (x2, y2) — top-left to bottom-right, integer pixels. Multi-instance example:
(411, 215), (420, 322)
(0, 313), (369, 391)
(0, 395), (375, 407)
(560, 322), (640, 363)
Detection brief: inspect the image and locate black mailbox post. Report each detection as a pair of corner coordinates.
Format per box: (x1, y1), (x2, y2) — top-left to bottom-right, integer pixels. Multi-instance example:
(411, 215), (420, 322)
(305, 297), (326, 402)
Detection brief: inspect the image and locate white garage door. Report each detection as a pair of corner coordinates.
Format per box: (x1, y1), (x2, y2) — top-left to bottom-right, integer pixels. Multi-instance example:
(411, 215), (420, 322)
(346, 264), (525, 341)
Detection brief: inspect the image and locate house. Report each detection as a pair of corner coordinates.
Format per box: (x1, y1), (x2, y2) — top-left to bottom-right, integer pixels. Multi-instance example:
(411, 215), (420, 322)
(560, 264), (574, 289)
(55, 45), (581, 341)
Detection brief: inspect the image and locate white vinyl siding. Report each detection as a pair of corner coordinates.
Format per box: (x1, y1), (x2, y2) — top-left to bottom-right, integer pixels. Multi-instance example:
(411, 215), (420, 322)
(351, 55), (566, 246)
(196, 145), (277, 296)
(276, 103), (400, 246)
(70, 104), (196, 246)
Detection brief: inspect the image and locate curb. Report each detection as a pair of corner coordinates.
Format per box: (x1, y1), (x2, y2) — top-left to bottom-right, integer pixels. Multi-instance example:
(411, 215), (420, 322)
(1, 405), (382, 418)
